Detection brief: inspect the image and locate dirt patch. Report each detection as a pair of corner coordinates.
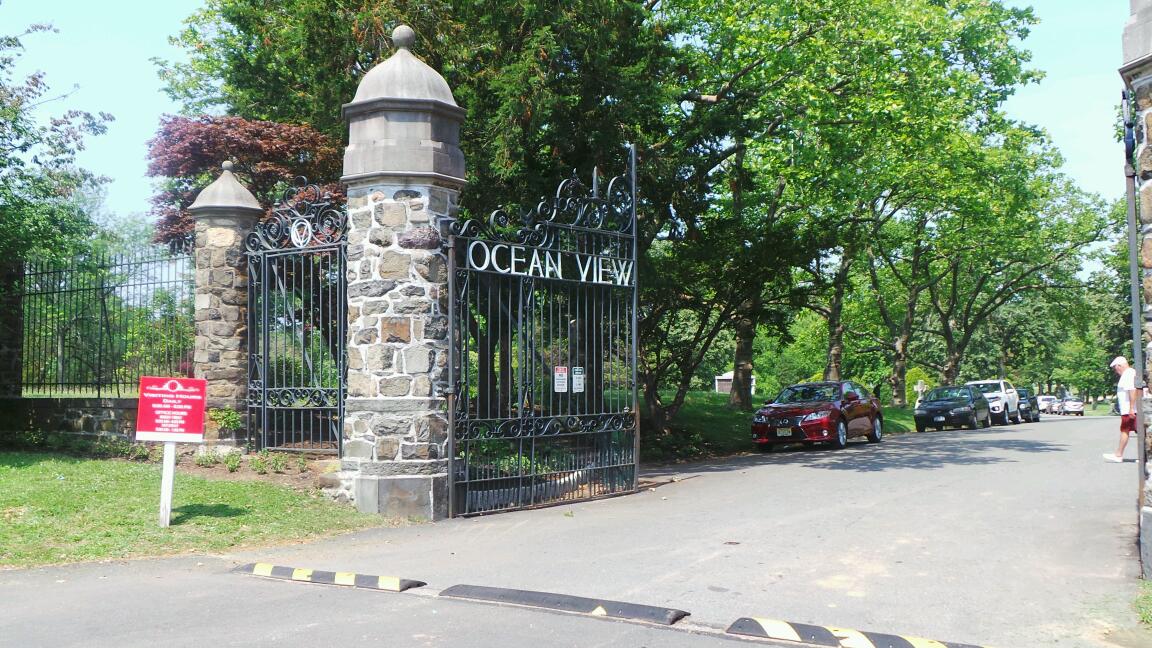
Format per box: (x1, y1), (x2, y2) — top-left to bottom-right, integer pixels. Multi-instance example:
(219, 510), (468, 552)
(168, 447), (333, 493)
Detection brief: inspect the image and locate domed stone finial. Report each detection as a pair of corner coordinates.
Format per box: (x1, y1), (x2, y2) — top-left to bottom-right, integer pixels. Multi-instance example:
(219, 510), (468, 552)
(189, 159), (262, 216)
(392, 25), (415, 50)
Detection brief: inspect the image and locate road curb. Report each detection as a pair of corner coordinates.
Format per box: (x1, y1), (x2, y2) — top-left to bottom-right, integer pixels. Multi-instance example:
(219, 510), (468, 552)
(233, 562), (425, 592)
(439, 584), (690, 625)
(726, 617), (985, 648)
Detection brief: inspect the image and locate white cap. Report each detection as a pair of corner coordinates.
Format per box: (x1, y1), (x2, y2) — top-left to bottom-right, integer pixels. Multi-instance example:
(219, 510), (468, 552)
(1110, 356), (1128, 368)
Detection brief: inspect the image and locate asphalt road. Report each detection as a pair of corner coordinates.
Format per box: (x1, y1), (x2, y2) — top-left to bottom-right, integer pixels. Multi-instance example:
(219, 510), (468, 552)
(2, 414), (1149, 648)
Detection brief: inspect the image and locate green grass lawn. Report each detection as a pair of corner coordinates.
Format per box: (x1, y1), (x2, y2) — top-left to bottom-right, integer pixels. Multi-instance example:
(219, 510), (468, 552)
(1138, 580), (1152, 626)
(0, 452), (387, 569)
(657, 391), (916, 458)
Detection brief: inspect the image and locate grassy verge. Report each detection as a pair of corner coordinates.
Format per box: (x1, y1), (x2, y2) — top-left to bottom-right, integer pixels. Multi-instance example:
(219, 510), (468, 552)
(0, 451), (386, 569)
(647, 391), (917, 460)
(1138, 580), (1152, 626)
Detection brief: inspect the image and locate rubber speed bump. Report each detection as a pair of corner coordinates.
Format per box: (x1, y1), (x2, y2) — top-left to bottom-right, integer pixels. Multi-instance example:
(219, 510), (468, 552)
(726, 617), (984, 648)
(234, 563), (425, 593)
(439, 584), (689, 625)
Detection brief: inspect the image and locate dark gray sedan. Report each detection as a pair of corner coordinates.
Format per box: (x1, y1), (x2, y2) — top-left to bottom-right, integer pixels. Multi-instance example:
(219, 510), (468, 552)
(914, 385), (992, 432)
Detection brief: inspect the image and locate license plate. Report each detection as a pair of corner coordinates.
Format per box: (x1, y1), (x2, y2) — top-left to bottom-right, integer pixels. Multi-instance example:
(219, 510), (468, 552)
(933, 416), (945, 422)
(776, 429), (791, 437)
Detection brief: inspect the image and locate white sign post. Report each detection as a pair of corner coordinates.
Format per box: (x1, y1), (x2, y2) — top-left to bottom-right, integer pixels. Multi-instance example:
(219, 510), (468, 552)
(158, 442), (177, 527)
(136, 377), (207, 528)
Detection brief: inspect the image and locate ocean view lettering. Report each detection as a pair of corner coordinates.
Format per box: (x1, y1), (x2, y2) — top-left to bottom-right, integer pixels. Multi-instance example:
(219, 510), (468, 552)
(466, 240), (634, 287)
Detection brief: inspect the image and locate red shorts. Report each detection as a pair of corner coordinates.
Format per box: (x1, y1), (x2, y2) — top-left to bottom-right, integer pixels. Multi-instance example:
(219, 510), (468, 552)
(1121, 414), (1137, 433)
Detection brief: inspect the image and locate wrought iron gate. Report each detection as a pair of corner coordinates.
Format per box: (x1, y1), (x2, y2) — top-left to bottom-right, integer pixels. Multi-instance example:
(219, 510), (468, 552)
(246, 182), (347, 453)
(447, 146), (640, 516)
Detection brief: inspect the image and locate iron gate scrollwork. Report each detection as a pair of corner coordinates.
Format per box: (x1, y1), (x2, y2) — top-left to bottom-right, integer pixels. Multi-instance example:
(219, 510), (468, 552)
(447, 145), (640, 516)
(247, 180), (347, 453)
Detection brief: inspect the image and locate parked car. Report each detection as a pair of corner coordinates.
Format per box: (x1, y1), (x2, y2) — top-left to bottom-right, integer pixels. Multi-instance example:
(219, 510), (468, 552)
(751, 381), (883, 452)
(1016, 387), (1041, 423)
(913, 385), (991, 432)
(1037, 395), (1058, 413)
(965, 379), (1021, 425)
(1061, 397), (1085, 416)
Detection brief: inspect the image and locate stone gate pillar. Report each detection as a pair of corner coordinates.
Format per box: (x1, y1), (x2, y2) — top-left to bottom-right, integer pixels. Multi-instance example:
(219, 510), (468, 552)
(0, 261), (23, 397)
(188, 161), (263, 443)
(338, 25), (465, 519)
(1122, 0), (1152, 577)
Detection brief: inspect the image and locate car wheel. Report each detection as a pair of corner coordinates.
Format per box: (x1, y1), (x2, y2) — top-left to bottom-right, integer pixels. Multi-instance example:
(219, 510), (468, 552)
(915, 423), (926, 433)
(867, 417), (883, 443)
(1010, 410), (1020, 424)
(967, 413), (979, 430)
(983, 412), (993, 428)
(829, 421), (848, 449)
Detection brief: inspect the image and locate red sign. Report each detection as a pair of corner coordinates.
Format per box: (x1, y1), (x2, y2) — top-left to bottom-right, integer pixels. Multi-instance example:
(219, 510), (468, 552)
(136, 376), (207, 443)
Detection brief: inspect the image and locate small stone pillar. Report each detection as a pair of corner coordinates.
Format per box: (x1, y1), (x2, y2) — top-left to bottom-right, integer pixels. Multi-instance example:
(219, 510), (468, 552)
(338, 25), (465, 519)
(188, 161), (263, 443)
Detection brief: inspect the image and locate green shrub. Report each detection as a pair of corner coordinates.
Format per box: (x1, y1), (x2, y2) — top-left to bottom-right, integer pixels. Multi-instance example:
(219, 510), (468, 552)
(208, 408), (244, 437)
(194, 452), (221, 468)
(269, 452), (288, 474)
(295, 455), (309, 473)
(250, 450), (269, 475)
(223, 451), (242, 473)
(128, 443), (152, 461)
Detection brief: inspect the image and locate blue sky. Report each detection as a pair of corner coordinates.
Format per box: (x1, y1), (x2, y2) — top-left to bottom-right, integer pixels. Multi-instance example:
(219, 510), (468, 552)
(0, 0), (1135, 220)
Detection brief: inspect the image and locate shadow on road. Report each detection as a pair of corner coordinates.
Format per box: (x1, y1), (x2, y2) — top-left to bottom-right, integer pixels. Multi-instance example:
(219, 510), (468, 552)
(643, 428), (1068, 477)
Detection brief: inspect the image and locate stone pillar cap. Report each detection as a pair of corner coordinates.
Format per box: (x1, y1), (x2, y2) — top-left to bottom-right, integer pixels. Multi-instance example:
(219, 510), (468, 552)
(189, 161), (263, 215)
(348, 25), (458, 107)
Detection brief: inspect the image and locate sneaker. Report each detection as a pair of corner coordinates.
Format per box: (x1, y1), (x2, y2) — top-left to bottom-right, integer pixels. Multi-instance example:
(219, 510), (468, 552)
(1103, 453), (1124, 463)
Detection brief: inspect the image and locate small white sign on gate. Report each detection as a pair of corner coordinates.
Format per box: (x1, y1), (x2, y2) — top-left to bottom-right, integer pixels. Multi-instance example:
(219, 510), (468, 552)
(572, 367), (585, 393)
(554, 366), (569, 392)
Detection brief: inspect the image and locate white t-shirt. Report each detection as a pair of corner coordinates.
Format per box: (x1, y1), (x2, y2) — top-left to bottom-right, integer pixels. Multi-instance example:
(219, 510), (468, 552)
(1118, 367), (1137, 415)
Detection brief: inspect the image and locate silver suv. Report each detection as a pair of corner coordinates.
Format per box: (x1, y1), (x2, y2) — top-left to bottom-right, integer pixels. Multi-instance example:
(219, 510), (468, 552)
(966, 380), (1021, 425)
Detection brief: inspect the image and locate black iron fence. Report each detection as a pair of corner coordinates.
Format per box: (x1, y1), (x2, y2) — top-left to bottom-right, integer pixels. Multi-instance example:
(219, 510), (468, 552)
(246, 182), (346, 453)
(12, 242), (194, 398)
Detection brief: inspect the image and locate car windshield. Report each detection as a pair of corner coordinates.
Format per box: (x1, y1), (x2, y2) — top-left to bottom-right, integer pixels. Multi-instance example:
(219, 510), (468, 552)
(925, 387), (969, 401)
(1017, 389), (1031, 398)
(970, 382), (1001, 394)
(1067, 399), (1082, 404)
(775, 384), (838, 403)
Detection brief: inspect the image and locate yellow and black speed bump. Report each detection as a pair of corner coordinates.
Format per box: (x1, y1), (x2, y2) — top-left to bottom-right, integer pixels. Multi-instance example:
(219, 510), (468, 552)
(726, 617), (984, 648)
(233, 563), (425, 593)
(439, 584), (689, 625)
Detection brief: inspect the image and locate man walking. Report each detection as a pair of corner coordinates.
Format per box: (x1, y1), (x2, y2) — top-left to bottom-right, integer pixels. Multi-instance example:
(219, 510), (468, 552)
(1105, 356), (1138, 462)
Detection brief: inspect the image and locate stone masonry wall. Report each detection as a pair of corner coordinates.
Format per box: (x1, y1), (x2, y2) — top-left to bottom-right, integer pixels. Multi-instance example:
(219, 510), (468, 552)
(334, 183), (457, 515)
(192, 214), (253, 444)
(0, 398), (138, 438)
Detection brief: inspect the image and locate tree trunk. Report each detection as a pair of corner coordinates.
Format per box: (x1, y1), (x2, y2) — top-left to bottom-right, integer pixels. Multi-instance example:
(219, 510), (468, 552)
(942, 353), (962, 384)
(641, 375), (670, 433)
(823, 254), (853, 381)
(726, 138), (757, 410)
(729, 298), (759, 410)
(889, 337), (909, 406)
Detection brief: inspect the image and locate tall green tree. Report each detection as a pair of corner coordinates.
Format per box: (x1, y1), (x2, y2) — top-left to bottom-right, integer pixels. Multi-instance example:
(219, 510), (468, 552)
(0, 23), (111, 260)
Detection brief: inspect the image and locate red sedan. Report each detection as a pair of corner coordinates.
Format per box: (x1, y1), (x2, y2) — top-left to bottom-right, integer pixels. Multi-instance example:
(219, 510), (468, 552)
(751, 381), (884, 451)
